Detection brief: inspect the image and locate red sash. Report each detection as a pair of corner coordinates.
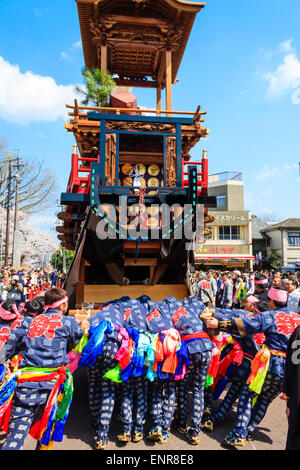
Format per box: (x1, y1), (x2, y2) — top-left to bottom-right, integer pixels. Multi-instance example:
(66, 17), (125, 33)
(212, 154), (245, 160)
(181, 331), (211, 342)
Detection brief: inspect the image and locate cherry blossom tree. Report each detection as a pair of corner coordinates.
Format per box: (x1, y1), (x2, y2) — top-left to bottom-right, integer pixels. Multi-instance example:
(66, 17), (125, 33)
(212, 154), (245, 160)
(0, 207), (58, 267)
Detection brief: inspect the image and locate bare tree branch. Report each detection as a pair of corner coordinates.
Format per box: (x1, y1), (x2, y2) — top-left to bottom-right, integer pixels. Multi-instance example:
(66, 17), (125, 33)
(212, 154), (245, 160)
(0, 156), (58, 214)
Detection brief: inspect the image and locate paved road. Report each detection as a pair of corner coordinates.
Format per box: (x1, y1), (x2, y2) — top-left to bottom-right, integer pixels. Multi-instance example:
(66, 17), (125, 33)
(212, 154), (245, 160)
(9, 367), (287, 451)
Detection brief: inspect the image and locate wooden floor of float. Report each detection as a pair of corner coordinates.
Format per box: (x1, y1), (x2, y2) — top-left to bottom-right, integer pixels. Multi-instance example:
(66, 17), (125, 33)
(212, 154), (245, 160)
(69, 283), (188, 317)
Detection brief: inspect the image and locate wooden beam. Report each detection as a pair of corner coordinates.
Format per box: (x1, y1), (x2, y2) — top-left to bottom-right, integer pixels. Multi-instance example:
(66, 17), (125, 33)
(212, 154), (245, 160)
(119, 155), (163, 165)
(124, 258), (158, 267)
(99, 15), (170, 28)
(153, 51), (160, 74)
(76, 256), (86, 306)
(151, 262), (169, 285)
(81, 284), (189, 304)
(157, 86), (162, 116)
(124, 241), (161, 251)
(114, 78), (158, 89)
(176, 123), (182, 186)
(66, 103), (207, 116)
(119, 151), (163, 156)
(101, 44), (107, 72)
(99, 119), (106, 186)
(157, 53), (166, 87)
(165, 50), (172, 116)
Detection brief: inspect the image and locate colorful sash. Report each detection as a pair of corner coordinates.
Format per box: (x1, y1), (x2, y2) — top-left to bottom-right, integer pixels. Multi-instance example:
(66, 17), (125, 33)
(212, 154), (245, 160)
(78, 320), (114, 367)
(161, 329), (181, 375)
(247, 346), (286, 396)
(211, 336), (245, 398)
(0, 365), (73, 450)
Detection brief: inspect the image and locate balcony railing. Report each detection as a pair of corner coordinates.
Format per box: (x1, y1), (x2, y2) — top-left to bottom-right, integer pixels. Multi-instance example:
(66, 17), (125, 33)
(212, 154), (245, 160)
(208, 172), (243, 184)
(66, 101), (207, 123)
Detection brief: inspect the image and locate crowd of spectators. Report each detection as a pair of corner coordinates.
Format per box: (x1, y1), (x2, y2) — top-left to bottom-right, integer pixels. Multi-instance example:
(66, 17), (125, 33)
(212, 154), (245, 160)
(0, 267), (66, 306)
(192, 268), (300, 312)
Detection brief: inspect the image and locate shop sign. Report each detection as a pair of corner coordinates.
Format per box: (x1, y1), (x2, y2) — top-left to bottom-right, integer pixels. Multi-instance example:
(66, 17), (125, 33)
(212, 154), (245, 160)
(197, 260), (246, 267)
(197, 247), (236, 254)
(214, 215), (246, 222)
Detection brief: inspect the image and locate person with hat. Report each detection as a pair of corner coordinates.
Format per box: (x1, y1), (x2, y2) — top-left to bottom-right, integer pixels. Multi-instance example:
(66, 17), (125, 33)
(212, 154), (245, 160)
(196, 273), (213, 307)
(254, 274), (269, 302)
(1, 288), (86, 450)
(22, 299), (44, 318)
(50, 270), (58, 288)
(79, 296), (132, 450)
(116, 296), (151, 445)
(145, 296), (180, 445)
(6, 276), (24, 307)
(170, 296), (214, 445)
(0, 300), (30, 366)
(201, 294), (269, 433)
(203, 285), (300, 447)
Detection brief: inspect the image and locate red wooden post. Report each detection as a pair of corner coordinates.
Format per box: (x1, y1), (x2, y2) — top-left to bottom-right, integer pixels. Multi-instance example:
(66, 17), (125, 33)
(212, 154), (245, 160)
(201, 149), (208, 196)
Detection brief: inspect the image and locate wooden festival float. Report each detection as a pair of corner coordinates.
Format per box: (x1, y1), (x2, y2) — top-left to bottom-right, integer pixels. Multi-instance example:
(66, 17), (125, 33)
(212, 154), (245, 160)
(57, 0), (216, 313)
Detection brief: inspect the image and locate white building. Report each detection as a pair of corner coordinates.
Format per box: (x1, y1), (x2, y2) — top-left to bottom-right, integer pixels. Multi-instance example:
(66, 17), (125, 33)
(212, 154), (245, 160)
(195, 172), (254, 270)
(261, 218), (300, 269)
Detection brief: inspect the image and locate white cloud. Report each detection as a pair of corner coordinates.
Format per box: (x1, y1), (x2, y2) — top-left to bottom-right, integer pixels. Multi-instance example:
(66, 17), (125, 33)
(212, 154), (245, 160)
(278, 39), (294, 54)
(255, 164), (280, 181)
(0, 57), (78, 124)
(255, 163), (298, 181)
(60, 41), (82, 62)
(263, 53), (300, 97)
(72, 41), (82, 50)
(262, 40), (300, 102)
(60, 51), (74, 62)
(292, 86), (300, 104)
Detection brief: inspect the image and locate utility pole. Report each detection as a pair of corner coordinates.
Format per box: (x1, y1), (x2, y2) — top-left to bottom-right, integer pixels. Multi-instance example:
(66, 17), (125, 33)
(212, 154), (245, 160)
(1, 152), (21, 267)
(0, 162), (8, 266)
(12, 153), (20, 263)
(4, 156), (12, 267)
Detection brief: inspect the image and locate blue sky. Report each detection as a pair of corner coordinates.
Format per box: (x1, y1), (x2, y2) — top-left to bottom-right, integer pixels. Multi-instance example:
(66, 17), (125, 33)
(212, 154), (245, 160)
(0, 0), (299, 236)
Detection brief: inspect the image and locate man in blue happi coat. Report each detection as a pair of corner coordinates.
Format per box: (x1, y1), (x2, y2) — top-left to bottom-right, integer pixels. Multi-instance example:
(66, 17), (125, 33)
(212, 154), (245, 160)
(201, 295), (269, 433)
(81, 296), (131, 450)
(170, 296), (214, 445)
(2, 288), (84, 451)
(0, 300), (31, 366)
(117, 295), (152, 444)
(204, 285), (300, 447)
(145, 296), (178, 444)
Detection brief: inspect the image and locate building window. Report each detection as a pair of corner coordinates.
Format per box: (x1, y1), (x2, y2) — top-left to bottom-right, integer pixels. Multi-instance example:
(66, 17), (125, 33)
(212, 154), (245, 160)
(288, 232), (300, 246)
(205, 225), (213, 240)
(219, 225), (240, 240)
(216, 194), (226, 208)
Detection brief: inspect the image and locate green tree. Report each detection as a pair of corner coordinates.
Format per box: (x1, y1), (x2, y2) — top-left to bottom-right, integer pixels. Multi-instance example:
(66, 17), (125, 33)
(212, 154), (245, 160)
(50, 246), (74, 272)
(75, 68), (116, 107)
(268, 252), (283, 270)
